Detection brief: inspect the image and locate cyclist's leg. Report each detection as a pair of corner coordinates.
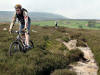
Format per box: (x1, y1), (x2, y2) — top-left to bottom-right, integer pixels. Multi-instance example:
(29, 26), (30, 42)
(25, 18), (31, 47)
(19, 24), (24, 33)
(19, 24), (25, 43)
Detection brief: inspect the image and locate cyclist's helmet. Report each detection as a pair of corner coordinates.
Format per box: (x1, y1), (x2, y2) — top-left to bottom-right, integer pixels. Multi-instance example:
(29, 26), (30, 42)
(15, 4), (22, 9)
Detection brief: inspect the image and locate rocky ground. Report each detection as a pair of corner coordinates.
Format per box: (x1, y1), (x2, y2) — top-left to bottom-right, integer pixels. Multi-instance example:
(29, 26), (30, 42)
(63, 39), (98, 75)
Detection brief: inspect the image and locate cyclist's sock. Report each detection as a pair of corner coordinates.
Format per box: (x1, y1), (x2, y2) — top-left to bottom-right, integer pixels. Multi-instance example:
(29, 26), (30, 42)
(25, 45), (31, 49)
(25, 44), (30, 47)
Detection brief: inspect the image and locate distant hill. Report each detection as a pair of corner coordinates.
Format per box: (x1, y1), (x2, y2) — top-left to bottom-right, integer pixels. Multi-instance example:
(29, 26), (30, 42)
(0, 11), (68, 22)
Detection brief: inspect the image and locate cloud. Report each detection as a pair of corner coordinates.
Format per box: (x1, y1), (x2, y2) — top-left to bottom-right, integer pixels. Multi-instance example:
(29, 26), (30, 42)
(0, 0), (100, 19)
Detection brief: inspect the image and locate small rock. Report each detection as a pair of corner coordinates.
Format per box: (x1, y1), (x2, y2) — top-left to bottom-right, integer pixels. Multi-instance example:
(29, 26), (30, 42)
(65, 33), (69, 35)
(3, 28), (7, 31)
(32, 30), (37, 33)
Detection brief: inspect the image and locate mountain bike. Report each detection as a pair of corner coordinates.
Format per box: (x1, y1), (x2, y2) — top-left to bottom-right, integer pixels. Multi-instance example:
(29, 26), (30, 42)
(9, 30), (34, 56)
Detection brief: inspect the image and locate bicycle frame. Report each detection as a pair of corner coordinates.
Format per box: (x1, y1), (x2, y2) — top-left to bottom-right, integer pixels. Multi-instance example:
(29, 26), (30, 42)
(9, 30), (34, 56)
(13, 31), (26, 47)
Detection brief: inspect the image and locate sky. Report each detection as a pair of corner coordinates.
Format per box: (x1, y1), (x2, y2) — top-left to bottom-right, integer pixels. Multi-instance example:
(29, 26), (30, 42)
(0, 0), (100, 19)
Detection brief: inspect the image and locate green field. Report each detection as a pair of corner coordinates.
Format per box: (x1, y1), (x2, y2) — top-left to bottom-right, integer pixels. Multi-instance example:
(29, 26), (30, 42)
(32, 20), (100, 30)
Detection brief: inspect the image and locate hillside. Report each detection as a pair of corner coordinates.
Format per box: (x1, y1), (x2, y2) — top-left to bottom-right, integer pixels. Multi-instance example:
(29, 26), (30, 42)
(0, 23), (100, 75)
(0, 11), (67, 22)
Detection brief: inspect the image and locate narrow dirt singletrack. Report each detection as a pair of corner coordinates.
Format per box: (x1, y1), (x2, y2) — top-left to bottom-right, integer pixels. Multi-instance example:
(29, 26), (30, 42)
(62, 40), (98, 75)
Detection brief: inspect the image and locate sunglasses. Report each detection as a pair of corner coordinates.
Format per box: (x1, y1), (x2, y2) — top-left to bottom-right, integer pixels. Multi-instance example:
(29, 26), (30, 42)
(16, 9), (20, 11)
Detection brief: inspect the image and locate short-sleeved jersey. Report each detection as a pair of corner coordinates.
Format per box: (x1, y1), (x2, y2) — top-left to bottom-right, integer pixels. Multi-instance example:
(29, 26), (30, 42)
(12, 8), (30, 25)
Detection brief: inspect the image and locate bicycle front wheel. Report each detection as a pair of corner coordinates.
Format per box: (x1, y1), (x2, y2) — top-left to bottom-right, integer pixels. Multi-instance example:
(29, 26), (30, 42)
(9, 41), (22, 56)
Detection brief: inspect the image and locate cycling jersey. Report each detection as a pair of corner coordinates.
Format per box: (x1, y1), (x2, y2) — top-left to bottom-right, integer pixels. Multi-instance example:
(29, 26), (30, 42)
(10, 8), (31, 30)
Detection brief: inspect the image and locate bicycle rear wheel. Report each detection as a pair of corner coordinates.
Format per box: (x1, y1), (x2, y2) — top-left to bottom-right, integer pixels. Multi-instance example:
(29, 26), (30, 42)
(29, 40), (34, 48)
(9, 41), (22, 56)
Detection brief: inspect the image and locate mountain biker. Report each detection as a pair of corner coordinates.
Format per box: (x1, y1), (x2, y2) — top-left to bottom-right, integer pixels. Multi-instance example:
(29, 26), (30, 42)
(9, 4), (31, 49)
(55, 21), (58, 28)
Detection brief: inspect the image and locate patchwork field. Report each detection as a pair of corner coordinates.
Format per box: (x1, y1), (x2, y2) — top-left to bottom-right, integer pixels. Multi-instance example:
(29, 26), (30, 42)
(32, 20), (100, 30)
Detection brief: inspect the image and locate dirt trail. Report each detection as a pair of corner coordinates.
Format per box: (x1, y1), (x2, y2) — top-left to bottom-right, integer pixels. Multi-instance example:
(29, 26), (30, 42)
(63, 40), (98, 75)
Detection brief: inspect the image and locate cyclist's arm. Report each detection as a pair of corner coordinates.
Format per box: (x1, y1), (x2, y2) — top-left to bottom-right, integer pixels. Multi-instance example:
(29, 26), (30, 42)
(9, 12), (16, 30)
(23, 11), (28, 29)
